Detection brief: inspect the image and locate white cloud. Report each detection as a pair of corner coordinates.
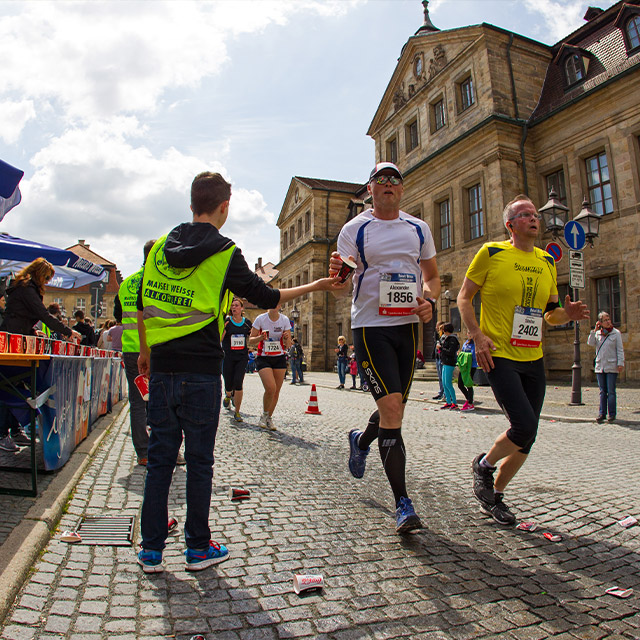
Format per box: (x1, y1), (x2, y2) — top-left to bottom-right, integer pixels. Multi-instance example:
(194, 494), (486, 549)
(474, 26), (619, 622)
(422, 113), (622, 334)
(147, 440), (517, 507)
(0, 0), (358, 123)
(0, 117), (279, 278)
(0, 0), (361, 279)
(0, 99), (36, 144)
(522, 0), (613, 42)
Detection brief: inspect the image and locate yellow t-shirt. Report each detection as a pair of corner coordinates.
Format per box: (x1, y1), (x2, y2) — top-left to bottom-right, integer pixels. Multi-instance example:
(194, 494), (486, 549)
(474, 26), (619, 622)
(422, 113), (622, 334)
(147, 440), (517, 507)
(465, 240), (558, 361)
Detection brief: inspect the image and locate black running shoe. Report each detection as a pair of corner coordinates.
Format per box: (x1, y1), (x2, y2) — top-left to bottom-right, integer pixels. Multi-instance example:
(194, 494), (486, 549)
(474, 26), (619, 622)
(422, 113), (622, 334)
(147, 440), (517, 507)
(490, 493), (516, 525)
(472, 453), (496, 507)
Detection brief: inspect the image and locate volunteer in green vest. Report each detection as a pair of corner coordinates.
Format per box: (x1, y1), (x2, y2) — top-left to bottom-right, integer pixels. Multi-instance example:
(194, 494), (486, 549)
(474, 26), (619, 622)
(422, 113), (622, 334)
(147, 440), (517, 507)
(135, 171), (346, 574)
(114, 239), (155, 466)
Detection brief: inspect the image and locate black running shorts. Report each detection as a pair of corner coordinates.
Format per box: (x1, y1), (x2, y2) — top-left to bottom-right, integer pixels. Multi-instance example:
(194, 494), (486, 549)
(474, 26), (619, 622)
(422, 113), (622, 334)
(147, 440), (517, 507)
(223, 355), (248, 392)
(255, 355), (287, 371)
(352, 324), (417, 402)
(486, 357), (546, 454)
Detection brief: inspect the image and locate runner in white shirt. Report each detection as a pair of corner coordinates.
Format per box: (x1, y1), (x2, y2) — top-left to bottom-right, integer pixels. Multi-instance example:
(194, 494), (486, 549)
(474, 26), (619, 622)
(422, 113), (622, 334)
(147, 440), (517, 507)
(330, 162), (440, 534)
(249, 304), (291, 430)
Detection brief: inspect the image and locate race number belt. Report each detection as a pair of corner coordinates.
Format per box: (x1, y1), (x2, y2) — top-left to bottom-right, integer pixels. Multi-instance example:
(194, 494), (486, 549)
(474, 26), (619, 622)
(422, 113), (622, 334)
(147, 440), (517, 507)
(230, 335), (245, 350)
(264, 340), (282, 355)
(379, 273), (417, 316)
(510, 306), (543, 348)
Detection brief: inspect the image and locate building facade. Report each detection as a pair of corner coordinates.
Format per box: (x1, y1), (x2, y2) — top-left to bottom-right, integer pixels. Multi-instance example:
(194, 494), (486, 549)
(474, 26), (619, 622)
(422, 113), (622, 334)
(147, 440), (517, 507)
(365, 0), (640, 381)
(43, 240), (121, 326)
(275, 177), (364, 371)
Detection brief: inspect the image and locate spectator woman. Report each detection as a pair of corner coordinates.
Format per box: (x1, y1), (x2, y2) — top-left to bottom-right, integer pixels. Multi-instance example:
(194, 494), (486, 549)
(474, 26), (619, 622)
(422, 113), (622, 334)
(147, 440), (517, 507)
(588, 311), (624, 423)
(334, 335), (348, 389)
(439, 323), (460, 410)
(1, 258), (80, 341)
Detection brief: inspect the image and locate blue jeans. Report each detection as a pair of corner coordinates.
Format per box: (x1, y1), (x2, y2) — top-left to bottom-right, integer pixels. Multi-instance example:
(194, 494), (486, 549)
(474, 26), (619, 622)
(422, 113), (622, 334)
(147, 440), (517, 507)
(596, 372), (618, 419)
(337, 359), (347, 385)
(291, 358), (303, 383)
(441, 364), (457, 405)
(436, 359), (444, 396)
(141, 372), (221, 551)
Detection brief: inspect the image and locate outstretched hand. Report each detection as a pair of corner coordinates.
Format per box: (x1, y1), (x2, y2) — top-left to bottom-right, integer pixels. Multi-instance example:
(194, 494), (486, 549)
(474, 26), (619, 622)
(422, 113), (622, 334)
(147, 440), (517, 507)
(564, 295), (590, 321)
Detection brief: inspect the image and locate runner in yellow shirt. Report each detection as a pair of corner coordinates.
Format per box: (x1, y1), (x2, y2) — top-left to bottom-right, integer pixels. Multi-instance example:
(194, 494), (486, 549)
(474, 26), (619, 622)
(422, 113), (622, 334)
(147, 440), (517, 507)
(457, 194), (589, 525)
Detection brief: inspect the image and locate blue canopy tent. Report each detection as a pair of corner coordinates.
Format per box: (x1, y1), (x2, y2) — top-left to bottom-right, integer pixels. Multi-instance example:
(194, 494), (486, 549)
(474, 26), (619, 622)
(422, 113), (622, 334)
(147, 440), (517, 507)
(0, 233), (106, 288)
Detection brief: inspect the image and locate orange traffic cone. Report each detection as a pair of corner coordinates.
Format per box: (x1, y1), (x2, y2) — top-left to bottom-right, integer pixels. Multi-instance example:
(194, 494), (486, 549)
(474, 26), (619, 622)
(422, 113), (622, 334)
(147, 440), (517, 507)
(305, 384), (322, 415)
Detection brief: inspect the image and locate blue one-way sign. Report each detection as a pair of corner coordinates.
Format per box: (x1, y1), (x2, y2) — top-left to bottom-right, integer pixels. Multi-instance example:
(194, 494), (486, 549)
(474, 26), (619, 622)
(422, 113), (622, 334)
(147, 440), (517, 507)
(564, 220), (586, 251)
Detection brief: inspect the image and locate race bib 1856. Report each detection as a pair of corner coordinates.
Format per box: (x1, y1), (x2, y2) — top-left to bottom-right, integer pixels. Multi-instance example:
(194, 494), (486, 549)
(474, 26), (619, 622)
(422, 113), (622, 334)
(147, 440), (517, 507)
(379, 273), (417, 316)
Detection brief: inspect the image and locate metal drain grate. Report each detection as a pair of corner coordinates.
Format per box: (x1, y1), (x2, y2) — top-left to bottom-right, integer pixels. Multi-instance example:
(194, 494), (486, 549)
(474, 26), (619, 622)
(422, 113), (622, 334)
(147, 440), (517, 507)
(76, 515), (135, 546)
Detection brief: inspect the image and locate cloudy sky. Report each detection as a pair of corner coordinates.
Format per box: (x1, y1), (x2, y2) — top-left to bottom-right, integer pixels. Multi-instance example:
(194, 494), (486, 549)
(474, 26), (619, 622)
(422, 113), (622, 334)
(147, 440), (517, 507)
(0, 0), (617, 281)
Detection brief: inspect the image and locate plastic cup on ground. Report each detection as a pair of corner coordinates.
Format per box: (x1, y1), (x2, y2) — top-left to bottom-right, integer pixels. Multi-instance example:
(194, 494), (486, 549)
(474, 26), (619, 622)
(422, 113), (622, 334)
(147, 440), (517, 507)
(60, 531), (82, 543)
(293, 573), (323, 595)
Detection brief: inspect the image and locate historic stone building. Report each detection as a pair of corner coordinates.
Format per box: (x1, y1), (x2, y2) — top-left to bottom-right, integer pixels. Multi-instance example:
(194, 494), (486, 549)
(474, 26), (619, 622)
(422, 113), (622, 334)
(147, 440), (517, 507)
(365, 0), (640, 381)
(275, 177), (364, 371)
(275, 0), (639, 380)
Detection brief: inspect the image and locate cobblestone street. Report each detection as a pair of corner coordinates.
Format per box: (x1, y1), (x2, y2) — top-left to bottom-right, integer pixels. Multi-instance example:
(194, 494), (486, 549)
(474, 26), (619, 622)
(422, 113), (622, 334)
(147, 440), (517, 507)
(1, 372), (639, 639)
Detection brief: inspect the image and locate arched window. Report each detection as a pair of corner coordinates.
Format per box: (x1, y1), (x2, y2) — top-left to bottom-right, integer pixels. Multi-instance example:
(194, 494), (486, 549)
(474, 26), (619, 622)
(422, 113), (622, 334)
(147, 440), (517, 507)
(627, 15), (640, 49)
(565, 54), (584, 85)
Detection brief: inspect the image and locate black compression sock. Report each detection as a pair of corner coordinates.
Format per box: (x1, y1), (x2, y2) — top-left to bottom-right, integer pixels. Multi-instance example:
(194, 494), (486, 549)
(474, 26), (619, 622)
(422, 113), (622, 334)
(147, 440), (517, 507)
(358, 410), (380, 450)
(378, 427), (407, 506)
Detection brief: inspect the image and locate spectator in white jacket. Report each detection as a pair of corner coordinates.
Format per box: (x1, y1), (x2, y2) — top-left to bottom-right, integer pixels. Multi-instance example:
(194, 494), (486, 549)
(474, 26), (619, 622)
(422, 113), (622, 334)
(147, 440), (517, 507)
(587, 311), (624, 424)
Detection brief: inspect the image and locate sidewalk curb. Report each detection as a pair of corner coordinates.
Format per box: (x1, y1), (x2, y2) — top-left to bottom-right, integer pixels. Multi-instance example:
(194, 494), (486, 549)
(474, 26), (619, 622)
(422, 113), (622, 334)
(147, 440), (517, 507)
(0, 400), (129, 625)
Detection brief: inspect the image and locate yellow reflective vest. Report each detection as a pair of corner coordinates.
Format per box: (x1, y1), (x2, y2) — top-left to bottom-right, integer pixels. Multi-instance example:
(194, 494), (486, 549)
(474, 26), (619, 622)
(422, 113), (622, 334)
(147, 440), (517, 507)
(141, 235), (235, 348)
(118, 268), (144, 353)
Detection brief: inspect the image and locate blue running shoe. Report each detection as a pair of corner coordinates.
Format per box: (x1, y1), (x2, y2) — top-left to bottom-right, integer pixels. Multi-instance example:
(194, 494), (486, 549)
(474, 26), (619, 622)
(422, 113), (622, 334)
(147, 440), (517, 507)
(137, 548), (164, 573)
(395, 497), (422, 534)
(184, 540), (229, 571)
(348, 429), (369, 478)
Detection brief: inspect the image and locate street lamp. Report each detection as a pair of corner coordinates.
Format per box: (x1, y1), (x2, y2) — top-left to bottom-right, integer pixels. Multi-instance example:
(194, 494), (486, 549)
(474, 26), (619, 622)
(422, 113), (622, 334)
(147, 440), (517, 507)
(539, 191), (600, 406)
(538, 188), (569, 235)
(573, 197), (601, 246)
(291, 305), (300, 335)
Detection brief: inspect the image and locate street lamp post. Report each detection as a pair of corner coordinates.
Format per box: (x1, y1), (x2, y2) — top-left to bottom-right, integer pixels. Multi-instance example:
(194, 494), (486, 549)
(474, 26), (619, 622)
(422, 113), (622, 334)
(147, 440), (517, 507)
(291, 305), (300, 336)
(539, 191), (601, 406)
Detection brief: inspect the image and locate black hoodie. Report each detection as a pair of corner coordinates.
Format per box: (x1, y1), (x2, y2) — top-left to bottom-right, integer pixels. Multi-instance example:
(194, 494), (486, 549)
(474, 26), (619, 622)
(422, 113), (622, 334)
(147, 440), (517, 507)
(1, 280), (72, 338)
(138, 222), (280, 375)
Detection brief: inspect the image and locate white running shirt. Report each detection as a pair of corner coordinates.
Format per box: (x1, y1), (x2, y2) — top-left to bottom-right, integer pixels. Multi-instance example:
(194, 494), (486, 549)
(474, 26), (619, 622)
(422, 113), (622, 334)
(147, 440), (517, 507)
(252, 312), (291, 357)
(337, 209), (436, 328)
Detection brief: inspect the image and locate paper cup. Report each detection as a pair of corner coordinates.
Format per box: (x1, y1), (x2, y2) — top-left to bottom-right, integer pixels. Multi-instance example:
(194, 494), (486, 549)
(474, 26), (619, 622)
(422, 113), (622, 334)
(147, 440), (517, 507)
(24, 336), (36, 354)
(134, 374), (150, 401)
(0, 332), (7, 353)
(60, 530), (82, 544)
(229, 487), (251, 501)
(293, 574), (323, 595)
(9, 334), (23, 354)
(336, 256), (356, 283)
(36, 337), (45, 354)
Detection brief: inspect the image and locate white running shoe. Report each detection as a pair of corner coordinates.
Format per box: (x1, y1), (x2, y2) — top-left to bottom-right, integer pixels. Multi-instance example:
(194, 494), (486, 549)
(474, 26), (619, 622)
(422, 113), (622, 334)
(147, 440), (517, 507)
(258, 412), (269, 429)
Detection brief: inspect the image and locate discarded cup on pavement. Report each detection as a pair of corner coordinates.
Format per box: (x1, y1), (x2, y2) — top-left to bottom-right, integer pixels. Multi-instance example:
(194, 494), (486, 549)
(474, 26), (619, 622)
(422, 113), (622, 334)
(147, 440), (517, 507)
(516, 521), (537, 532)
(134, 374), (150, 401)
(618, 516), (638, 528)
(60, 530), (82, 544)
(542, 532), (562, 542)
(293, 573), (323, 595)
(229, 487), (250, 501)
(168, 517), (178, 533)
(605, 586), (633, 598)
